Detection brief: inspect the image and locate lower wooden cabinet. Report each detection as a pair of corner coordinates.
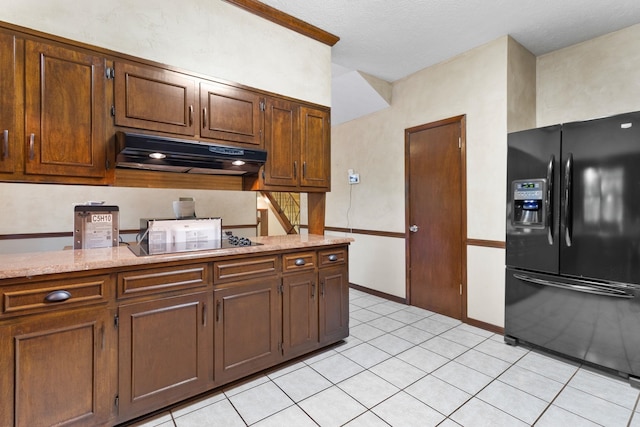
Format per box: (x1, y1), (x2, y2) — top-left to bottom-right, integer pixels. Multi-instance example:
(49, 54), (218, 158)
(319, 252), (350, 345)
(282, 271), (319, 358)
(117, 292), (212, 421)
(213, 277), (280, 384)
(0, 307), (115, 427)
(0, 244), (350, 426)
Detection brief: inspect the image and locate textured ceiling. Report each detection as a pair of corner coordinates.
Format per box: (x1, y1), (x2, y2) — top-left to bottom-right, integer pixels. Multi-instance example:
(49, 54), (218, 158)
(259, 0), (640, 83)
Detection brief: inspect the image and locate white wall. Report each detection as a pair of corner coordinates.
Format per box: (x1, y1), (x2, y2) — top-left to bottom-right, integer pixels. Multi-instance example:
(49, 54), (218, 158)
(0, 0), (331, 253)
(1, 0), (331, 106)
(329, 37), (510, 302)
(537, 23), (640, 126)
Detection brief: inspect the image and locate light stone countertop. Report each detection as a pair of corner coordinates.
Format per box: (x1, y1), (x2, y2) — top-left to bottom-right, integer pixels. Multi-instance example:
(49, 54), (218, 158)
(0, 234), (354, 280)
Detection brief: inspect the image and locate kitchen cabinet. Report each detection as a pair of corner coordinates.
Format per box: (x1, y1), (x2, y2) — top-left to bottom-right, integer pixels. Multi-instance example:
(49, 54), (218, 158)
(200, 81), (264, 147)
(117, 292), (212, 420)
(24, 39), (108, 180)
(114, 61), (197, 136)
(318, 247), (350, 344)
(212, 255), (280, 384)
(251, 99), (330, 191)
(0, 238), (350, 426)
(299, 106), (331, 188)
(213, 278), (281, 384)
(0, 273), (115, 427)
(0, 31), (18, 175)
(282, 251), (319, 358)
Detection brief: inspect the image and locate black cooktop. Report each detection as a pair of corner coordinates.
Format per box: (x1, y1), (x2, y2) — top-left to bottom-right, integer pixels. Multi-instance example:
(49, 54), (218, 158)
(127, 238), (261, 257)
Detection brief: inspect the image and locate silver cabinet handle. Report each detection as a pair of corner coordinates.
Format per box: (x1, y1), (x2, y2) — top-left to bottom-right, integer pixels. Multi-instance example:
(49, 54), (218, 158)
(409, 225), (419, 233)
(295, 258), (306, 266)
(303, 161), (307, 179)
(293, 161), (298, 178)
(29, 133), (35, 160)
(189, 105), (194, 126)
(2, 130), (7, 158)
(202, 107), (207, 129)
(44, 290), (71, 303)
(328, 254), (338, 262)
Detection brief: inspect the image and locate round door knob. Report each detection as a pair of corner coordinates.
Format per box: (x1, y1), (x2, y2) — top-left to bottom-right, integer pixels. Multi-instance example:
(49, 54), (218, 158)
(409, 225), (419, 233)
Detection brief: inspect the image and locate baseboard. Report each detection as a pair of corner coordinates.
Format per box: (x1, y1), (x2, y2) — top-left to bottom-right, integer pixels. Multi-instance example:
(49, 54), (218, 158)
(349, 283), (504, 335)
(349, 283), (406, 305)
(465, 317), (504, 335)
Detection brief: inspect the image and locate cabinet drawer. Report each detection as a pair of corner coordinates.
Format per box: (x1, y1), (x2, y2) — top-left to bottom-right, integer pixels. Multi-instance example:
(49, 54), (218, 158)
(319, 247), (348, 267)
(1, 274), (111, 316)
(282, 252), (317, 273)
(214, 256), (278, 284)
(118, 263), (210, 298)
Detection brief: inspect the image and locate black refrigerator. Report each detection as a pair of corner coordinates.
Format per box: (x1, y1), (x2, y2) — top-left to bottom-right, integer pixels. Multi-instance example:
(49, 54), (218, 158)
(505, 111), (640, 382)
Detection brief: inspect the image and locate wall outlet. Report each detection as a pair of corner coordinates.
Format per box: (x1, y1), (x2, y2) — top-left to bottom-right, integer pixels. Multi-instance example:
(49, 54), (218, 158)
(348, 173), (360, 184)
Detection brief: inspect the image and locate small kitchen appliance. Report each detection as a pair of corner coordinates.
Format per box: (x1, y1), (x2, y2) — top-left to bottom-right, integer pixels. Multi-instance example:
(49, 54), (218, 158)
(73, 205), (119, 249)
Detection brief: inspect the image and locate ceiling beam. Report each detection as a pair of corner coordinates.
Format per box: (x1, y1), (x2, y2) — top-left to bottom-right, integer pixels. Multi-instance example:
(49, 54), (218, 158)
(223, 0), (340, 46)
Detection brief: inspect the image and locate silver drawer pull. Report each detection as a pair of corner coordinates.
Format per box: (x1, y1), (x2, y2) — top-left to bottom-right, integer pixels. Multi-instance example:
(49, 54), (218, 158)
(2, 130), (7, 158)
(295, 258), (306, 266)
(44, 290), (71, 303)
(328, 254), (338, 262)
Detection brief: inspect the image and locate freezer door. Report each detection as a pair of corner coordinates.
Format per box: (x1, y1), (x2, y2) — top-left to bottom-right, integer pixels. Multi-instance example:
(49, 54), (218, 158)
(505, 268), (640, 377)
(561, 111), (640, 284)
(506, 125), (561, 273)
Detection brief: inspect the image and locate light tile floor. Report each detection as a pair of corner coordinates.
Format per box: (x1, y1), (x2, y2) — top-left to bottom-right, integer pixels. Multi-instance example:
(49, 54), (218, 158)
(127, 288), (640, 427)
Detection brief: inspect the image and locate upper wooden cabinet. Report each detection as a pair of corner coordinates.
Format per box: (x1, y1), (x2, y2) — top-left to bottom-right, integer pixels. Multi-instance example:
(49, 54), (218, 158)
(200, 81), (263, 147)
(24, 40), (108, 179)
(114, 61), (197, 136)
(0, 31), (18, 175)
(252, 99), (330, 191)
(300, 106), (330, 188)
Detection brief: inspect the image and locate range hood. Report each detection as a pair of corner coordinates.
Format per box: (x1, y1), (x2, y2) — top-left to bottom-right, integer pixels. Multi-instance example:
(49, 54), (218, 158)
(115, 132), (267, 175)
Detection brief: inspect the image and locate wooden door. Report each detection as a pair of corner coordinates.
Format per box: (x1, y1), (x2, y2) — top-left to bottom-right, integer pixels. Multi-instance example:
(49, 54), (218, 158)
(263, 97), (298, 187)
(282, 272), (318, 358)
(0, 31), (17, 175)
(213, 278), (280, 384)
(200, 82), (263, 147)
(0, 308), (113, 427)
(114, 61), (197, 136)
(24, 40), (106, 178)
(406, 116), (466, 319)
(300, 106), (330, 189)
(118, 292), (211, 421)
(318, 264), (349, 344)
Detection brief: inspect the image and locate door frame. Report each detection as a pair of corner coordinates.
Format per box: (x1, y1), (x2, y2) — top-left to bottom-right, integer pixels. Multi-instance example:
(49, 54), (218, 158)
(404, 114), (468, 321)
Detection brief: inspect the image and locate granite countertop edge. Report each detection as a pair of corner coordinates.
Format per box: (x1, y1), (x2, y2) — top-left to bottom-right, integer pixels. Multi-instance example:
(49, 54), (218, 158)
(0, 234), (354, 280)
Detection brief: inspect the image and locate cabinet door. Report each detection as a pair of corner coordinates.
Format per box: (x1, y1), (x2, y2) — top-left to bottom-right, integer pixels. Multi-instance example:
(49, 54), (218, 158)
(214, 278), (280, 384)
(200, 82), (263, 147)
(300, 106), (330, 189)
(263, 97), (299, 187)
(0, 308), (114, 427)
(282, 272), (319, 359)
(319, 265), (349, 344)
(114, 61), (197, 136)
(118, 292), (211, 421)
(0, 31), (18, 175)
(24, 40), (106, 178)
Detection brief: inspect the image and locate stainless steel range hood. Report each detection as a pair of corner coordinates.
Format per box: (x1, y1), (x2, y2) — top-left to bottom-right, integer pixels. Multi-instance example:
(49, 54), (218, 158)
(115, 132), (267, 175)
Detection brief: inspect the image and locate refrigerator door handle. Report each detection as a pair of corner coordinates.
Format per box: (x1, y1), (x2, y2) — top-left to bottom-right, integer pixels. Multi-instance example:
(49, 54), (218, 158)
(513, 273), (634, 299)
(564, 154), (573, 247)
(546, 155), (554, 245)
